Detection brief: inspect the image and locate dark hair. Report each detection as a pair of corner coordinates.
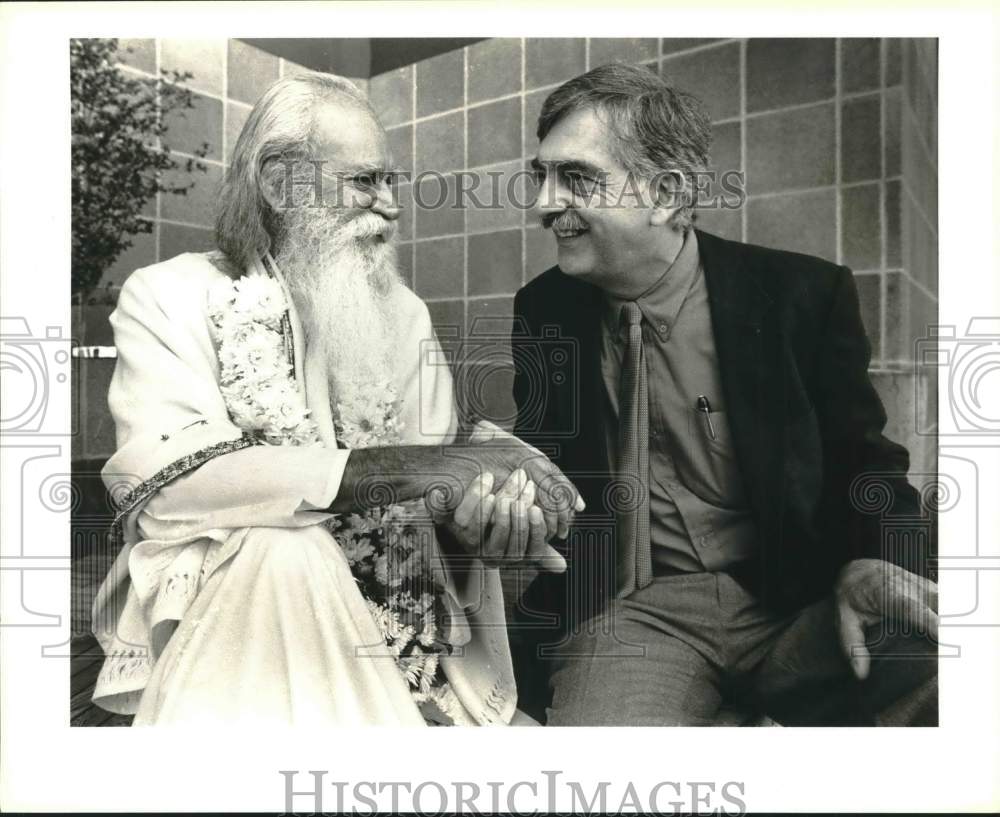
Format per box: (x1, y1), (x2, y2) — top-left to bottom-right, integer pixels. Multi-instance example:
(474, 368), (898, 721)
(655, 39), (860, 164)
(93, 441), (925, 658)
(537, 62), (713, 230)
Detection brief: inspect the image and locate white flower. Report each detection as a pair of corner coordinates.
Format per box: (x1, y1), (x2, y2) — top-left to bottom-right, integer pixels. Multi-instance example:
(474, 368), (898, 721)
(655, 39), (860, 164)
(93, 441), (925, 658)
(230, 276), (287, 328)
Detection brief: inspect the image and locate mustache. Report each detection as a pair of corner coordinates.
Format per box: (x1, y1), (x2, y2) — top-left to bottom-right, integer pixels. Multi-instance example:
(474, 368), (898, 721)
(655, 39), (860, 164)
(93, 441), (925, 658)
(345, 211), (396, 242)
(542, 211), (588, 232)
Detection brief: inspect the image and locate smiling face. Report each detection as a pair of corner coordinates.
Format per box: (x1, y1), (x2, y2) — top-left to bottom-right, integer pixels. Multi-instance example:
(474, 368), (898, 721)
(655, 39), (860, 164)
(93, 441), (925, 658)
(532, 105), (683, 297)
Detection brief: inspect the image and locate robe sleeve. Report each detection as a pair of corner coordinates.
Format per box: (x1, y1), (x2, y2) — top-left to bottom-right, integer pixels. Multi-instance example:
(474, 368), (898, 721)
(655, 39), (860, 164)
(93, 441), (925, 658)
(101, 255), (350, 543)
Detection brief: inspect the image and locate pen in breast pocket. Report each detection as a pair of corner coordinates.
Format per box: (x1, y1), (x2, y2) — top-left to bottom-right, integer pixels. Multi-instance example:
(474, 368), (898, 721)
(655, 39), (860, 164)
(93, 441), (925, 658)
(696, 395), (717, 440)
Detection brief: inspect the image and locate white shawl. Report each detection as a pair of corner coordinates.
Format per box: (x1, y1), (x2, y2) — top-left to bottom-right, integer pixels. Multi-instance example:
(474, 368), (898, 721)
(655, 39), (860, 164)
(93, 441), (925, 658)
(91, 251), (516, 725)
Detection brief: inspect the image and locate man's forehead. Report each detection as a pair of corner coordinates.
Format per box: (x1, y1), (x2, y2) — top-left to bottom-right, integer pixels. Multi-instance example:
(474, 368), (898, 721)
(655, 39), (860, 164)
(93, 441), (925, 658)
(312, 100), (388, 168)
(535, 105), (618, 168)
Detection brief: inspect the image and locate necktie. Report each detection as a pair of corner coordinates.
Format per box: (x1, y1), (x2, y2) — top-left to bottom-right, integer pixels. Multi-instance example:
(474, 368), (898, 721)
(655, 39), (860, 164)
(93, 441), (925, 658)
(615, 302), (652, 598)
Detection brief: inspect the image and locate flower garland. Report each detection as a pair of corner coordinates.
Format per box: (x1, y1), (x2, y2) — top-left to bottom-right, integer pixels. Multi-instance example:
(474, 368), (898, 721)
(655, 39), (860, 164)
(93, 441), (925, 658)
(207, 274), (461, 723)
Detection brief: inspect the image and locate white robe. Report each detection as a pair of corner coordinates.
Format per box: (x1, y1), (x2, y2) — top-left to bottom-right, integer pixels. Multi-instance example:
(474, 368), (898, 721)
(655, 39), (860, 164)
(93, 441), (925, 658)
(91, 251), (518, 726)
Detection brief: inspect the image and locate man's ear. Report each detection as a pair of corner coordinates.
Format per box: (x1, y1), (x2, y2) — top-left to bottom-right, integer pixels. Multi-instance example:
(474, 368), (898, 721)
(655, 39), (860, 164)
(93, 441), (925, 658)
(648, 170), (686, 227)
(259, 161), (290, 212)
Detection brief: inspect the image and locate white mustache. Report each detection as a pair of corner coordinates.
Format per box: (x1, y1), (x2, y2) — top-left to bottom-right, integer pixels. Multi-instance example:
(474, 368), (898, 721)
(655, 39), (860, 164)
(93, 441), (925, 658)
(345, 212), (396, 242)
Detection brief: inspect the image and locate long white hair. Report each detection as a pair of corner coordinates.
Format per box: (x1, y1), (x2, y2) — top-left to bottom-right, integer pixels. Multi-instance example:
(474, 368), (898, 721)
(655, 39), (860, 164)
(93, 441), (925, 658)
(215, 72), (374, 273)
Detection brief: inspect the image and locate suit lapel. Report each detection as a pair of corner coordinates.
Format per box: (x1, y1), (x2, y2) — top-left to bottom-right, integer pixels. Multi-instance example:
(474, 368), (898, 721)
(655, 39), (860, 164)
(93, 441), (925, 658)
(696, 230), (786, 538)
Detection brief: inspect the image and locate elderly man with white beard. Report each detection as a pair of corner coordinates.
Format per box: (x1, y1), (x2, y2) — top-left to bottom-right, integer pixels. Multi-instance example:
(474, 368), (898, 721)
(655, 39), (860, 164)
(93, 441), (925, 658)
(90, 72), (582, 727)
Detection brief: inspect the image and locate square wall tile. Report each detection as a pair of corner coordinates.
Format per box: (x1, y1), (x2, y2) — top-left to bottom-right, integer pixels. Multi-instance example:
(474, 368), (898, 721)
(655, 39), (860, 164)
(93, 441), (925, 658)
(852, 273), (883, 361)
(746, 38), (835, 113)
(709, 120), (742, 179)
(745, 103), (835, 194)
(369, 65), (413, 127)
(160, 39), (225, 97)
(661, 41), (740, 122)
(426, 299), (465, 340)
(160, 161), (223, 227)
(100, 226), (157, 288)
(414, 236), (464, 299)
(162, 91), (224, 161)
(526, 38), (586, 90)
(468, 38), (522, 103)
(467, 296), (515, 358)
(416, 49), (464, 117)
(525, 227), (558, 281)
(458, 363), (517, 431)
(117, 38), (155, 73)
(469, 96), (522, 168)
(841, 183), (882, 271)
(227, 40), (280, 105)
(387, 124), (413, 176)
(841, 94), (881, 183)
(468, 229), (523, 295)
(415, 110), (464, 173)
(466, 160), (529, 234)
(884, 87), (901, 177)
(159, 222), (215, 261)
(588, 38), (659, 67)
(414, 173), (464, 238)
(885, 179), (901, 267)
(746, 188), (837, 262)
(694, 206), (742, 242)
(225, 100), (251, 164)
(841, 38), (880, 94)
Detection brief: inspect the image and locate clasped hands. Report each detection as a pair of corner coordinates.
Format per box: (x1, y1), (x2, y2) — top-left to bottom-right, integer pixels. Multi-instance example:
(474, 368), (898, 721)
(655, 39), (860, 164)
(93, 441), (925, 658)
(427, 422), (584, 573)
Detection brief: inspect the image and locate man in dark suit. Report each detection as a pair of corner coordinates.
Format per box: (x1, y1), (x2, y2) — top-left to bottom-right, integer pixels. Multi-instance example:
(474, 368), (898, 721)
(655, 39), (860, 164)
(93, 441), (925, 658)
(508, 62), (937, 726)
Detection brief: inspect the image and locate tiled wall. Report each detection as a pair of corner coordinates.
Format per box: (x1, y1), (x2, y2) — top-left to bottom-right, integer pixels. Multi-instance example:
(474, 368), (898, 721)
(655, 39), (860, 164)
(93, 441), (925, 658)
(368, 37), (938, 473)
(74, 38), (937, 475)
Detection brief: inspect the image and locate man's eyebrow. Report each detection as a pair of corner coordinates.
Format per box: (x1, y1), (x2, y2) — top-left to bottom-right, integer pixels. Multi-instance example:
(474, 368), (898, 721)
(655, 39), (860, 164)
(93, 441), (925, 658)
(531, 157), (606, 176)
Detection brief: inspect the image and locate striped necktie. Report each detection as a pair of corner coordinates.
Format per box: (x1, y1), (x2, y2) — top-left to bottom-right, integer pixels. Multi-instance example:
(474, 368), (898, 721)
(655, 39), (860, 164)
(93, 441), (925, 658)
(615, 301), (652, 597)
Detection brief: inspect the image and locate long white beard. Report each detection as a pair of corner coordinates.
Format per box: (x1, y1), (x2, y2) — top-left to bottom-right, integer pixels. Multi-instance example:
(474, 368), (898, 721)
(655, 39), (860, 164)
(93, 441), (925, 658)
(276, 208), (403, 408)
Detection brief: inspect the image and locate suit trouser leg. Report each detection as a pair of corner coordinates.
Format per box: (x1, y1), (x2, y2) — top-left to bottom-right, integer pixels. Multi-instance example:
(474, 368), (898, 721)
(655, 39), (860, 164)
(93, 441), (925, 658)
(730, 587), (939, 726)
(544, 572), (938, 726)
(545, 574), (726, 726)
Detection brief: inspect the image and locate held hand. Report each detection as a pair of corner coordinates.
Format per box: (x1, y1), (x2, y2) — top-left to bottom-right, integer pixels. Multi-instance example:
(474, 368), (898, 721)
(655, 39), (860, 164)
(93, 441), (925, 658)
(428, 470), (566, 573)
(834, 558), (939, 680)
(465, 420), (584, 541)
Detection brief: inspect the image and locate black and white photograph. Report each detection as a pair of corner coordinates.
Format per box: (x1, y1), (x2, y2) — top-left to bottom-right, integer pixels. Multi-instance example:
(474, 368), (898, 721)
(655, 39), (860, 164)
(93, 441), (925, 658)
(1, 2), (998, 814)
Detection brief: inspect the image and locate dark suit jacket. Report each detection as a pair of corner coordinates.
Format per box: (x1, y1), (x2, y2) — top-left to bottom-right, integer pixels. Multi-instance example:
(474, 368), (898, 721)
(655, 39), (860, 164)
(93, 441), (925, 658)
(509, 229), (932, 710)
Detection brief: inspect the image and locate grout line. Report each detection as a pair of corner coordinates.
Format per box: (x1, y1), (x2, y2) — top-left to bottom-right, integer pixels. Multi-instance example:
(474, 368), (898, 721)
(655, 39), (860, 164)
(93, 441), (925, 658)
(879, 38), (888, 364)
(899, 178), (938, 237)
(739, 38), (747, 242)
(462, 46), (469, 325)
(157, 217), (216, 230)
(520, 36), (527, 287)
(661, 37), (741, 60)
(170, 150), (225, 169)
(585, 38), (591, 72)
(411, 63), (418, 293)
(834, 38), (843, 266)
(900, 97), (938, 174)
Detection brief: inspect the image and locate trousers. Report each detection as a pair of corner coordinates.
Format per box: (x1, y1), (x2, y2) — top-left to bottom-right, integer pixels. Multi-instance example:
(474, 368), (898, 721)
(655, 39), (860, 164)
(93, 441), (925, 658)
(545, 572), (937, 726)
